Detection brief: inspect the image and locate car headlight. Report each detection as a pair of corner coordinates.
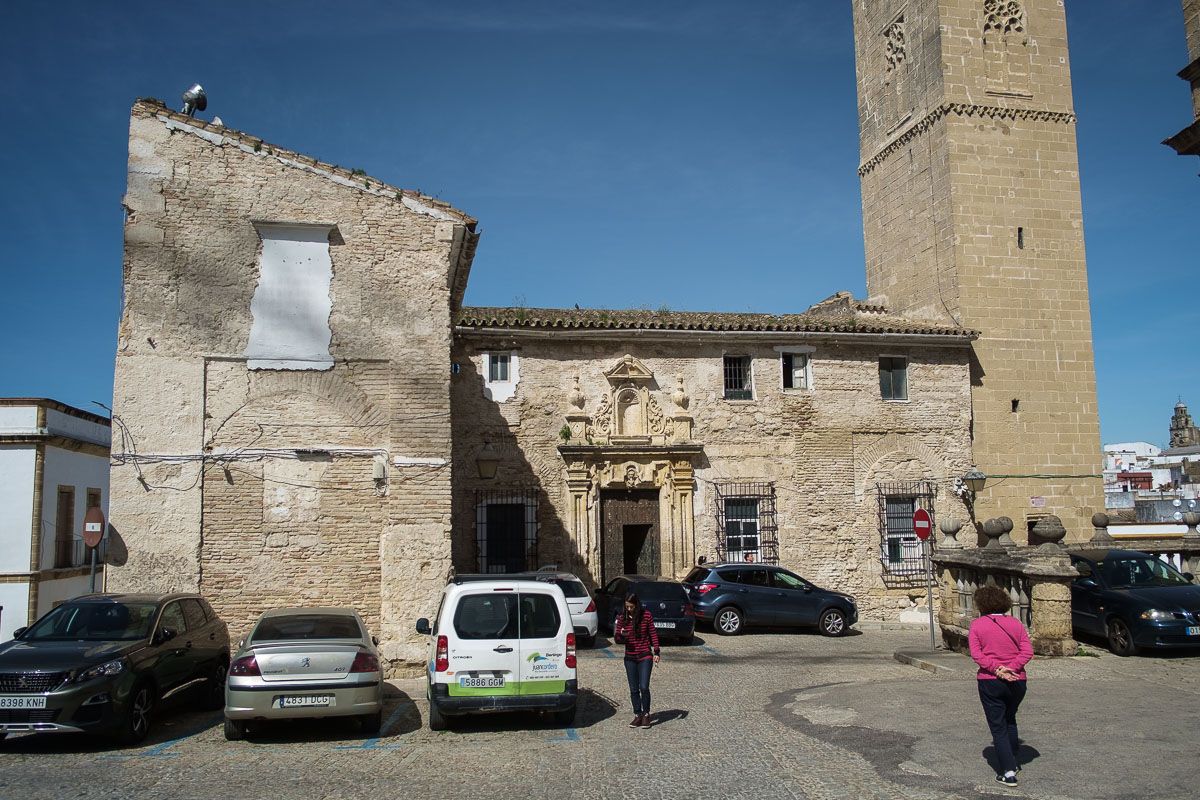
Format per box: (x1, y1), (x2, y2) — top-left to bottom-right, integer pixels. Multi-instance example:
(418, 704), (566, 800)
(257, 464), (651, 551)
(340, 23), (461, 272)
(75, 658), (126, 683)
(1139, 609), (1175, 622)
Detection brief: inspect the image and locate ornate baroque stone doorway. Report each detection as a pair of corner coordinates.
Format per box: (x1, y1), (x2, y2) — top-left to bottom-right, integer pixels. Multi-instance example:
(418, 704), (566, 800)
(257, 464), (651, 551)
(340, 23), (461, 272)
(600, 489), (660, 583)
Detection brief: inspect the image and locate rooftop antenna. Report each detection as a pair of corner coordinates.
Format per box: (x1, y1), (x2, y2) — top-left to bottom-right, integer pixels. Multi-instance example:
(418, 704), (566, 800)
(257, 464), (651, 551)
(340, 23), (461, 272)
(181, 84), (207, 117)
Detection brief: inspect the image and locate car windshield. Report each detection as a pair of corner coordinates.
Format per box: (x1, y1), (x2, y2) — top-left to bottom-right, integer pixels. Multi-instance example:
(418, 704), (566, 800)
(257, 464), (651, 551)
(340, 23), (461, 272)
(540, 578), (589, 598)
(252, 614), (363, 642)
(1102, 557), (1192, 589)
(23, 601), (159, 642)
(635, 582), (687, 601)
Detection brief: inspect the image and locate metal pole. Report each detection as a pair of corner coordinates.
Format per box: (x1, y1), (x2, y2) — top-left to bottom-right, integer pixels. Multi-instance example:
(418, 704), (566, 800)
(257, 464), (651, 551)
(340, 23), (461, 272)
(89, 547), (97, 593)
(925, 538), (936, 651)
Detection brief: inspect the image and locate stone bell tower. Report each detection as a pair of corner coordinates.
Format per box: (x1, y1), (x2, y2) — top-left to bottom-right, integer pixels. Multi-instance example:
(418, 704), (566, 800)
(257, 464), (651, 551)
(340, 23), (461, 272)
(850, 0), (1103, 541)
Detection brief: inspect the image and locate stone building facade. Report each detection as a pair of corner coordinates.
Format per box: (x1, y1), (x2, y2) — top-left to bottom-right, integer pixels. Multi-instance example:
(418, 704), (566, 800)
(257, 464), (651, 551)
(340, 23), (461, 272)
(851, 0), (1104, 542)
(1165, 0), (1200, 160)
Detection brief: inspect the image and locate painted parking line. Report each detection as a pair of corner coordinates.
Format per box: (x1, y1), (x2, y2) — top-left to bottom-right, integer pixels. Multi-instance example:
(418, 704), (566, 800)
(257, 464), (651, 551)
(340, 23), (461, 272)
(99, 717), (219, 760)
(547, 727), (580, 743)
(594, 645), (618, 659)
(332, 702), (409, 751)
(697, 644), (719, 656)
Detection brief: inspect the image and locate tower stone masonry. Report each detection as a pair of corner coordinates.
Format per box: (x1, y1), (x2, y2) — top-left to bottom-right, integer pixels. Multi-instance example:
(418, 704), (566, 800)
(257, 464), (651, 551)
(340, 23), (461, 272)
(850, 0), (1104, 541)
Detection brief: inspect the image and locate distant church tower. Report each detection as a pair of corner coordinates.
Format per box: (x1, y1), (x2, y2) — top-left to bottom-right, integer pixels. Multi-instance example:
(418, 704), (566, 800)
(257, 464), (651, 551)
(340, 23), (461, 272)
(850, 0), (1103, 541)
(1170, 401), (1200, 448)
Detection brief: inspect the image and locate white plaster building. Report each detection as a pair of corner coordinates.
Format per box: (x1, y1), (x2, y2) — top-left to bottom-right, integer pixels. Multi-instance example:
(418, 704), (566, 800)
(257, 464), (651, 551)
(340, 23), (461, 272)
(0, 399), (111, 641)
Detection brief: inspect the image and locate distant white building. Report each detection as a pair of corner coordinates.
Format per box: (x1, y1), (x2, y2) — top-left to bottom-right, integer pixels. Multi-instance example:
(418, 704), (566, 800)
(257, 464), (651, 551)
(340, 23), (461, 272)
(0, 399), (111, 641)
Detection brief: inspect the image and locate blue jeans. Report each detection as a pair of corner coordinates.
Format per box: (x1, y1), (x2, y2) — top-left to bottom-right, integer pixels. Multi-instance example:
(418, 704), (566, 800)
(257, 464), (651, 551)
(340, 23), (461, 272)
(978, 679), (1027, 774)
(624, 657), (653, 714)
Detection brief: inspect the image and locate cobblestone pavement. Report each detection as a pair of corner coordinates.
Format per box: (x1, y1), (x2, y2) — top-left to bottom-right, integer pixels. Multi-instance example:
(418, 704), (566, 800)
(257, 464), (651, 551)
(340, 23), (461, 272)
(1, 629), (1197, 800)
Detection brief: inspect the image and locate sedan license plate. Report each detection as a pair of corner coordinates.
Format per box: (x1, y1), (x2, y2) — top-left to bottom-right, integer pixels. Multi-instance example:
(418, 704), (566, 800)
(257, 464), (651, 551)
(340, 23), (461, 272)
(0, 696), (47, 709)
(277, 695), (332, 708)
(1187, 626), (1200, 637)
(459, 676), (505, 689)
(654, 621), (675, 629)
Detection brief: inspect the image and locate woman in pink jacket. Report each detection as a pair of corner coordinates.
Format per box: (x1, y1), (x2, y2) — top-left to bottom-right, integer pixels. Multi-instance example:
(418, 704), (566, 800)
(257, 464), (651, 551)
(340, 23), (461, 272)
(968, 584), (1034, 788)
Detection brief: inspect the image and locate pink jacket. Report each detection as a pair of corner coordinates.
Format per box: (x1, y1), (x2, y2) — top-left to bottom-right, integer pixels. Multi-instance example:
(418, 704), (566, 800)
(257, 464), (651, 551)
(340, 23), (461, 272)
(968, 614), (1033, 681)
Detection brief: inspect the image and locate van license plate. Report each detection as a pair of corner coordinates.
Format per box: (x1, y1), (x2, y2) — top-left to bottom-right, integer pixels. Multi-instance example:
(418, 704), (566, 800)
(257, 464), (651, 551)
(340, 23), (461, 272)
(1187, 626), (1200, 636)
(0, 696), (47, 709)
(277, 695), (332, 708)
(460, 676), (505, 688)
(654, 622), (675, 629)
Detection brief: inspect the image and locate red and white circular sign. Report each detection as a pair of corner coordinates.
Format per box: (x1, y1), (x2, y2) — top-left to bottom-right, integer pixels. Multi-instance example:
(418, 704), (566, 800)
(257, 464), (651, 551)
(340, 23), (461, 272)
(912, 508), (932, 541)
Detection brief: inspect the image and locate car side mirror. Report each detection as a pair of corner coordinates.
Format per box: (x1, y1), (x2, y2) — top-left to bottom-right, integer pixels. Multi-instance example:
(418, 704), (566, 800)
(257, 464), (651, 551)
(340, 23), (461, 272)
(1185, 572), (1195, 583)
(236, 638), (245, 649)
(415, 618), (431, 635)
(1076, 578), (1098, 590)
(154, 627), (177, 645)
(12, 627), (27, 639)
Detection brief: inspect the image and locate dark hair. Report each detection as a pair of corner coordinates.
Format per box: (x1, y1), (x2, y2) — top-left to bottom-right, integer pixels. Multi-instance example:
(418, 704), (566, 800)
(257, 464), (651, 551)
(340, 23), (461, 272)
(974, 584), (1012, 615)
(623, 592), (643, 621)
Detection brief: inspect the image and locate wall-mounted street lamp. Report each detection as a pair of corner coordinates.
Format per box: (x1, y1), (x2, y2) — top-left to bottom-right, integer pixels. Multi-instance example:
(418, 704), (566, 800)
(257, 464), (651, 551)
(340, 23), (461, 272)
(954, 468), (988, 527)
(963, 468), (987, 495)
(476, 441), (500, 480)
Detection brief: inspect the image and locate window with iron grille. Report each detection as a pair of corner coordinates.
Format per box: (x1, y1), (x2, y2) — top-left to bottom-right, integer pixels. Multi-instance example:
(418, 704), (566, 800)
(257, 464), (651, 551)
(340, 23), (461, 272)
(879, 356), (908, 400)
(876, 481), (935, 576)
(714, 482), (778, 563)
(723, 356), (753, 400)
(474, 488), (538, 573)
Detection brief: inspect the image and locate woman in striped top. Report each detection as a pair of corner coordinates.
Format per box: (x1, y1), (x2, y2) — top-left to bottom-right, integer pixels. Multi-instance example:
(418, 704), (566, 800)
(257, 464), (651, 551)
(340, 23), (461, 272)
(613, 592), (661, 728)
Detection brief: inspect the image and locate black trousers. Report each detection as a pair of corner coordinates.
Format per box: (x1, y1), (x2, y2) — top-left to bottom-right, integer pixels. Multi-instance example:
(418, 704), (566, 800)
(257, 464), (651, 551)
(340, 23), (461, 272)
(977, 679), (1027, 774)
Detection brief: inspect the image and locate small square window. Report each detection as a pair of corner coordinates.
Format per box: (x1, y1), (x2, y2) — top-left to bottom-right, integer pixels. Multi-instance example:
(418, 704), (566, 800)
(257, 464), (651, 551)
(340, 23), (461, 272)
(879, 356), (908, 401)
(723, 356), (752, 400)
(488, 353), (511, 383)
(782, 353), (809, 390)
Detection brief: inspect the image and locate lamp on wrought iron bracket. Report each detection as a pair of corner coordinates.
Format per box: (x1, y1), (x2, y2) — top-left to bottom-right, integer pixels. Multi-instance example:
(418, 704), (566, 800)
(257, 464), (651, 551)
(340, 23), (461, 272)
(476, 441), (500, 480)
(953, 468), (988, 527)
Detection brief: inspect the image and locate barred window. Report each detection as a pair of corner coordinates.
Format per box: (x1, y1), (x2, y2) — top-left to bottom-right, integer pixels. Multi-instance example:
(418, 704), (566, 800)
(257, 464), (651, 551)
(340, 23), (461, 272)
(723, 356), (753, 400)
(879, 356), (908, 400)
(475, 488), (538, 573)
(715, 482), (778, 563)
(876, 481), (935, 577)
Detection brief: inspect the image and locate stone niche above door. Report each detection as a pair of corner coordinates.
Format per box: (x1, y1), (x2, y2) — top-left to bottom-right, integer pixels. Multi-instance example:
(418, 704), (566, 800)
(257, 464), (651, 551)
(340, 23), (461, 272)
(564, 354), (693, 446)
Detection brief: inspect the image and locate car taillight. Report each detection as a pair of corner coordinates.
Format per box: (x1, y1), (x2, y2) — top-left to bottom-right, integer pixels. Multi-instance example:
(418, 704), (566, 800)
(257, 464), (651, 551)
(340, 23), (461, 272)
(584, 600), (596, 613)
(565, 632), (577, 669)
(694, 583), (718, 595)
(229, 655), (260, 677)
(435, 635), (449, 672)
(350, 652), (380, 673)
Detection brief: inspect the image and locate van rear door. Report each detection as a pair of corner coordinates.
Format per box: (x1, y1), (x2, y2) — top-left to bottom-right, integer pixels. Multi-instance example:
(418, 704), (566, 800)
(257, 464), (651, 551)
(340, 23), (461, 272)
(445, 589), (521, 698)
(516, 588), (571, 696)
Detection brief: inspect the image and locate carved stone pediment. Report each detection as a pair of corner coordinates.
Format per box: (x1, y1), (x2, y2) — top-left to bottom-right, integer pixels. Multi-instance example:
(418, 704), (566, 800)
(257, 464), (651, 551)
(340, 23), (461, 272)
(603, 354), (655, 385)
(564, 355), (693, 448)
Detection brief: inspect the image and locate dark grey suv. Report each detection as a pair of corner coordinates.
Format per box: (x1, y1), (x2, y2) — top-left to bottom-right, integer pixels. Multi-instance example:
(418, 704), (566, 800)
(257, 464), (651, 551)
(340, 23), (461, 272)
(683, 563), (857, 636)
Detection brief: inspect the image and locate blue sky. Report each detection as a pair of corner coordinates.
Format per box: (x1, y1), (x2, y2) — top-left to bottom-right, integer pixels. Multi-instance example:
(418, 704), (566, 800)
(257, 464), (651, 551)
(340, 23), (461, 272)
(0, 1), (1194, 447)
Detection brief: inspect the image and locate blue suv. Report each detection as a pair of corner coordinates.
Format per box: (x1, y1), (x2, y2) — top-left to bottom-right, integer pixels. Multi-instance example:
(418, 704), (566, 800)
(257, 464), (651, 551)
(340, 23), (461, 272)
(683, 563), (857, 637)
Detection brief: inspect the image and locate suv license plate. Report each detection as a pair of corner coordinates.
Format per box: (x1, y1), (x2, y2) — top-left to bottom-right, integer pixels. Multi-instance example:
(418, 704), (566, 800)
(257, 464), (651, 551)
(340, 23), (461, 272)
(0, 696), (47, 709)
(654, 622), (675, 629)
(1187, 626), (1200, 636)
(459, 676), (505, 689)
(277, 695), (332, 708)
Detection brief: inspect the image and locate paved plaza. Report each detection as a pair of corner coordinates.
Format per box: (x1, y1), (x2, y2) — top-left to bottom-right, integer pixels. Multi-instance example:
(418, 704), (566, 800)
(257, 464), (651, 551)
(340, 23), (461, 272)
(1, 629), (1197, 800)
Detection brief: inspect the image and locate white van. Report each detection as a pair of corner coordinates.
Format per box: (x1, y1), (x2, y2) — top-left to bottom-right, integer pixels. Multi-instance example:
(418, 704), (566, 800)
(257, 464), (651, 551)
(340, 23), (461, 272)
(415, 577), (578, 730)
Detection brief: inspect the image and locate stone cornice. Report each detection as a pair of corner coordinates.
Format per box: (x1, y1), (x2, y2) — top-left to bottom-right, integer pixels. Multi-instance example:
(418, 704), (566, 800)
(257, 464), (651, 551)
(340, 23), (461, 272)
(858, 102), (1078, 177)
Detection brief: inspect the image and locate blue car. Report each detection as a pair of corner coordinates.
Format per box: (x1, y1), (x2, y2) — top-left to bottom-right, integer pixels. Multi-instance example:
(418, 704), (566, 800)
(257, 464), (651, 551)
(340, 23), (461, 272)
(682, 563), (857, 637)
(1070, 549), (1200, 656)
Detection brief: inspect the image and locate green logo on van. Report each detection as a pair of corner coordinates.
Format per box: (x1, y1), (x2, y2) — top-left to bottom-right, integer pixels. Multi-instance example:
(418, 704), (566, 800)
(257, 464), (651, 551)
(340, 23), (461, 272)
(526, 652), (549, 663)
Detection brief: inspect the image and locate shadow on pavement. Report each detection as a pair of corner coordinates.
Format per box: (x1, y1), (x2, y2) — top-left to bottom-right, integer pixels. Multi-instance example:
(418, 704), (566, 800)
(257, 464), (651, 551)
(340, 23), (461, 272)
(982, 743), (1041, 775)
(0, 710), (222, 754)
(436, 687), (616, 734)
(1073, 631), (1200, 660)
(240, 691), (419, 743)
(648, 708), (688, 727)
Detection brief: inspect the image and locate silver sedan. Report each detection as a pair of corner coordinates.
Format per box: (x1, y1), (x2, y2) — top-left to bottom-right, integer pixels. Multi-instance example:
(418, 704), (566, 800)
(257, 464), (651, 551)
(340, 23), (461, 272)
(223, 607), (384, 740)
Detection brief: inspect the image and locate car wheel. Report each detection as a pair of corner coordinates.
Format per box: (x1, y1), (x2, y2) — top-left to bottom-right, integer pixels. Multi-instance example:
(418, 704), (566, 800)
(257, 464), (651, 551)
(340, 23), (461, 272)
(1107, 617), (1137, 657)
(552, 705), (577, 727)
(118, 682), (154, 745)
(819, 608), (848, 637)
(223, 717), (246, 741)
(714, 606), (743, 636)
(428, 698), (447, 731)
(198, 659), (227, 711)
(360, 710), (383, 735)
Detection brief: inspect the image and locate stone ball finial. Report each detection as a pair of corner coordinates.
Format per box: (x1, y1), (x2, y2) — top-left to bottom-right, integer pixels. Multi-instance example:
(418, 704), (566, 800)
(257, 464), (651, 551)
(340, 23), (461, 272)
(1091, 512), (1110, 529)
(1090, 510), (1115, 545)
(568, 374), (585, 410)
(1032, 514), (1067, 547)
(996, 515), (1015, 547)
(672, 376), (690, 410)
(1183, 511), (1200, 541)
(998, 516), (1014, 534)
(938, 516), (964, 549)
(981, 518), (1005, 551)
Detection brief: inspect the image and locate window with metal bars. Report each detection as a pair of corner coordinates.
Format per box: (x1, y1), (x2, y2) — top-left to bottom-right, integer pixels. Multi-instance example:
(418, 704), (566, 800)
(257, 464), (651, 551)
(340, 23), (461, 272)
(474, 488), (538, 573)
(714, 482), (778, 563)
(723, 356), (753, 400)
(876, 481), (935, 576)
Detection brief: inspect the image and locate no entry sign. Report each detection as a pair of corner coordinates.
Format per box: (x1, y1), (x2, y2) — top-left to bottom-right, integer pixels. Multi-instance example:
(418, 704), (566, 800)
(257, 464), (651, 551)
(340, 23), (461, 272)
(912, 508), (932, 541)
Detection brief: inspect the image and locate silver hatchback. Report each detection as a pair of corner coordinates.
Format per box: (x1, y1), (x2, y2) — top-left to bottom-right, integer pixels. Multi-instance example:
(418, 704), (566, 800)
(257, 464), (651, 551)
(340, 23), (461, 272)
(223, 608), (383, 740)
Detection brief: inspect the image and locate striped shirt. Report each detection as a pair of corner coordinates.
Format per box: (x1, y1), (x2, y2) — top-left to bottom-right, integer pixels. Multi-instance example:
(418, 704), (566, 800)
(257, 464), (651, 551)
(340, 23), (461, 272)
(613, 609), (660, 661)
